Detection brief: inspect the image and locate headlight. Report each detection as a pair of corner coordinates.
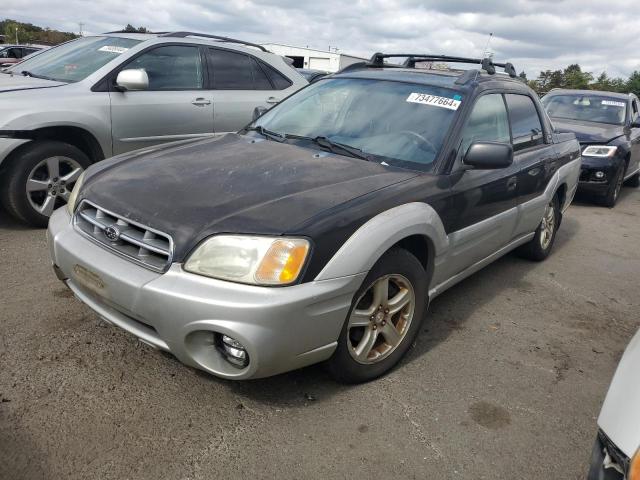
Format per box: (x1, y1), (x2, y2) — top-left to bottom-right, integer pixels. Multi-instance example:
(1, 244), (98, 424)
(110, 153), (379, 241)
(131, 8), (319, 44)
(630, 447), (640, 480)
(184, 235), (310, 286)
(582, 145), (618, 157)
(66, 171), (86, 215)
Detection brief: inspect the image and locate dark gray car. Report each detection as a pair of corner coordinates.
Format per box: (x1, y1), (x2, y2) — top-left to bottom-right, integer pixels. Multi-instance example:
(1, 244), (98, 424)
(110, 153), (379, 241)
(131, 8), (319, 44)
(0, 32), (307, 226)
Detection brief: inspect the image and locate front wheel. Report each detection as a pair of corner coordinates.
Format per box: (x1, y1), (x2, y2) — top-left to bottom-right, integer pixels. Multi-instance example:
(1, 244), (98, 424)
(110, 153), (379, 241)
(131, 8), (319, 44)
(327, 248), (427, 383)
(517, 195), (560, 262)
(600, 164), (625, 208)
(1, 141), (90, 227)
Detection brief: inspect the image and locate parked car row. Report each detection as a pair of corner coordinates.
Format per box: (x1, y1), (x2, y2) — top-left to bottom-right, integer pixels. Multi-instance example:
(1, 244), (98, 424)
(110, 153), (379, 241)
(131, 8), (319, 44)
(0, 33), (637, 478)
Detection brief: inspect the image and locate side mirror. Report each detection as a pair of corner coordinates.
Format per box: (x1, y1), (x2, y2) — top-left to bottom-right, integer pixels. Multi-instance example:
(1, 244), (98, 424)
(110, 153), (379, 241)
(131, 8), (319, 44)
(463, 142), (513, 170)
(253, 106), (268, 121)
(631, 119), (640, 128)
(115, 69), (149, 91)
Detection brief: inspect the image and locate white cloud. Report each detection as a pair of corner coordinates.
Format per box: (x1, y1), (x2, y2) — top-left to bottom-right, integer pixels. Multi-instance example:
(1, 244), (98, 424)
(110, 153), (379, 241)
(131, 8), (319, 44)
(3, 0), (639, 78)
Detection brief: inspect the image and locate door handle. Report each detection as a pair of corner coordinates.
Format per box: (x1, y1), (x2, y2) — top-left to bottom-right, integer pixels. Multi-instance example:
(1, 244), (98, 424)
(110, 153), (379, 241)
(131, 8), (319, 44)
(191, 98), (211, 106)
(266, 96), (279, 104)
(507, 177), (518, 191)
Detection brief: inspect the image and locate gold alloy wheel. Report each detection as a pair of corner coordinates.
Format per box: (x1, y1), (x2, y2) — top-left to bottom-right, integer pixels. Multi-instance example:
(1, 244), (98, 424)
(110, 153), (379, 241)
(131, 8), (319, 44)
(540, 201), (556, 250)
(347, 274), (416, 364)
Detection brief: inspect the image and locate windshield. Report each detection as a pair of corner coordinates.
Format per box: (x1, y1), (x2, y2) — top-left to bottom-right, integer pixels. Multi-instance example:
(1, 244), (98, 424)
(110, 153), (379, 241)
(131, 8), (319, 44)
(253, 78), (463, 170)
(542, 94), (627, 126)
(9, 36), (142, 82)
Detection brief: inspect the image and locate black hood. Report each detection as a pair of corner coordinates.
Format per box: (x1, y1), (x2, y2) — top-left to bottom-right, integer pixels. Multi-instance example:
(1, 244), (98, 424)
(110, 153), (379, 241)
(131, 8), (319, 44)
(82, 134), (418, 261)
(551, 118), (624, 144)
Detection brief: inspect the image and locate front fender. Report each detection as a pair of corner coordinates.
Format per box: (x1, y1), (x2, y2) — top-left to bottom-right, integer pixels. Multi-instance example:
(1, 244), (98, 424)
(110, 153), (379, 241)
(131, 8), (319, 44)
(314, 202), (448, 282)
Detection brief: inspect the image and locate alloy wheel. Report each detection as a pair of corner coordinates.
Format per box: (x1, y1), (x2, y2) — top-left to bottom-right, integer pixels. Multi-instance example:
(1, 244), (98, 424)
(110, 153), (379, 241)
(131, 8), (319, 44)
(540, 201), (556, 250)
(347, 274), (415, 364)
(25, 156), (84, 216)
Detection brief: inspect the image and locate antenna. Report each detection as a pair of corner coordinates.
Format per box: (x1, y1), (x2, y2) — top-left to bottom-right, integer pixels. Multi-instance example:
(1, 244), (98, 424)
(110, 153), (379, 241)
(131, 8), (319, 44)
(474, 33), (493, 82)
(482, 33), (494, 58)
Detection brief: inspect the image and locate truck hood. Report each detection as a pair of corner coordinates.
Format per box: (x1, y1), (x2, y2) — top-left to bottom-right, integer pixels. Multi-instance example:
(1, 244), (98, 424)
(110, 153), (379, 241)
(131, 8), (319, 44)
(81, 134), (418, 261)
(550, 118), (624, 144)
(598, 327), (640, 457)
(0, 72), (67, 92)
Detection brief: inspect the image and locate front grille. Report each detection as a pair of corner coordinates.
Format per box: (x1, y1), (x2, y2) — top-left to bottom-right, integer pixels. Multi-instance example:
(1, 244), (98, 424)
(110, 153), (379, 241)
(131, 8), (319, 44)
(74, 200), (173, 272)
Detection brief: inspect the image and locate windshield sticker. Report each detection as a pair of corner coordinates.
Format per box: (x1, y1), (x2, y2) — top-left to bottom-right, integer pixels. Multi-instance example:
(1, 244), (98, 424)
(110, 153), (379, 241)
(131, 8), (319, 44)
(406, 93), (461, 110)
(602, 100), (625, 107)
(98, 46), (129, 54)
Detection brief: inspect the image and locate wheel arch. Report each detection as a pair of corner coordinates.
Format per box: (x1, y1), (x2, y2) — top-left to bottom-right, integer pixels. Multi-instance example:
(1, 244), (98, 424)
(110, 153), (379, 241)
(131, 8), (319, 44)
(0, 126), (105, 170)
(314, 202), (448, 283)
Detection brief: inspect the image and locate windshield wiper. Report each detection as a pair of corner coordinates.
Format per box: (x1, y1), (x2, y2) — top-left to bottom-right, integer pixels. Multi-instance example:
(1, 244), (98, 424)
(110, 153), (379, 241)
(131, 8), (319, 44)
(21, 71), (54, 81)
(305, 136), (371, 161)
(247, 126), (286, 142)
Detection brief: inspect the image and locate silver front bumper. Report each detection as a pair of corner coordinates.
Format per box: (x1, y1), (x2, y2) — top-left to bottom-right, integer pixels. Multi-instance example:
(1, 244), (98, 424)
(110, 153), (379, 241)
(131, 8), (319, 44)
(48, 208), (366, 379)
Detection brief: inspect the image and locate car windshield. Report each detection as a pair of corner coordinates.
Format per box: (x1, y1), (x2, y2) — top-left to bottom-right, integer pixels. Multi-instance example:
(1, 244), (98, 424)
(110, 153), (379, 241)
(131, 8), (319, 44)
(252, 77), (463, 170)
(542, 94), (627, 126)
(7, 36), (142, 82)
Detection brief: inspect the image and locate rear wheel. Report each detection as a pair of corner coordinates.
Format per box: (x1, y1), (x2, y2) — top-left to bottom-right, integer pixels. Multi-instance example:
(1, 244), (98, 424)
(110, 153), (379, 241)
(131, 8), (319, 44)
(517, 195), (560, 261)
(1, 141), (90, 227)
(328, 248), (427, 383)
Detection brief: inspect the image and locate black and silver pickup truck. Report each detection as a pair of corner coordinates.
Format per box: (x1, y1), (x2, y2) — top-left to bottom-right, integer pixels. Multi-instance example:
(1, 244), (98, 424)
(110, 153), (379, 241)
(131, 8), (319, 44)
(48, 53), (581, 383)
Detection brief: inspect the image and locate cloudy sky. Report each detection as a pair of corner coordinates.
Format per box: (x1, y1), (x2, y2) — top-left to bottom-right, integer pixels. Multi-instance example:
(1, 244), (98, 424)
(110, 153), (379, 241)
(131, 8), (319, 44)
(3, 0), (640, 78)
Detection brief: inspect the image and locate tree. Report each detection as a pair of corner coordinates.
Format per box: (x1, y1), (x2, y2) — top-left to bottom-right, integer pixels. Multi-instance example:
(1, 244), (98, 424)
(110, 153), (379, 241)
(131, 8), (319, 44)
(626, 71), (640, 98)
(562, 64), (593, 90)
(123, 24), (148, 33)
(0, 18), (77, 45)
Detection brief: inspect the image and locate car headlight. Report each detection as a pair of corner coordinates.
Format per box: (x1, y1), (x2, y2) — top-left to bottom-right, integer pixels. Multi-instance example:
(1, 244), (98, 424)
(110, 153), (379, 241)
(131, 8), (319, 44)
(184, 235), (310, 286)
(66, 171), (86, 215)
(582, 145), (618, 157)
(630, 447), (640, 480)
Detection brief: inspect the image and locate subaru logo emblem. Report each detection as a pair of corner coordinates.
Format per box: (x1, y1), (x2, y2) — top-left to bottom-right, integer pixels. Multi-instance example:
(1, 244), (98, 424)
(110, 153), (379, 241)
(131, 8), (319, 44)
(104, 226), (120, 242)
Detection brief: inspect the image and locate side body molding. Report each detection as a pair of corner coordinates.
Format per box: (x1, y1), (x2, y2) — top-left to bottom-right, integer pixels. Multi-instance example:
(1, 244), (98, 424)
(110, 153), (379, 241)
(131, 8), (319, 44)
(314, 202), (449, 282)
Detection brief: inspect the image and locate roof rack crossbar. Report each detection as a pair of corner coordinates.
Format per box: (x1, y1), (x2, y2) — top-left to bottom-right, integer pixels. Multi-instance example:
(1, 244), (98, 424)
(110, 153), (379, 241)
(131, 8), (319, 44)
(159, 31), (268, 52)
(370, 53), (518, 78)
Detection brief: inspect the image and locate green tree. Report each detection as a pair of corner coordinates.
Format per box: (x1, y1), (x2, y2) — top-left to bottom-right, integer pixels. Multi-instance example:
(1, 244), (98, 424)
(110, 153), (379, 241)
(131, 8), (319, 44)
(626, 71), (640, 97)
(562, 64), (593, 90)
(123, 24), (148, 33)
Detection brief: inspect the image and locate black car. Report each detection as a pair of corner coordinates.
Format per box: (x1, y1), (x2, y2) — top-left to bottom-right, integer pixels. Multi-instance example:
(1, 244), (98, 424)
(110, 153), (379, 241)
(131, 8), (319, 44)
(48, 54), (581, 383)
(542, 89), (640, 207)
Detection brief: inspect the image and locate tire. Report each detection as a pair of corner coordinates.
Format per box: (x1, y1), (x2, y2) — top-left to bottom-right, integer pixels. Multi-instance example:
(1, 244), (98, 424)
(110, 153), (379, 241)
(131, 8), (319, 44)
(600, 163), (625, 208)
(1, 141), (90, 227)
(626, 171), (640, 188)
(517, 194), (560, 262)
(327, 248), (427, 383)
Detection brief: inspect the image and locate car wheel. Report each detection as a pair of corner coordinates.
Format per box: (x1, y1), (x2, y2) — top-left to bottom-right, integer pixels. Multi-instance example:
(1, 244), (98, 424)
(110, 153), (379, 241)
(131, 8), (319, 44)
(327, 248), (427, 383)
(1, 141), (90, 227)
(517, 195), (560, 262)
(625, 171), (640, 188)
(601, 164), (625, 208)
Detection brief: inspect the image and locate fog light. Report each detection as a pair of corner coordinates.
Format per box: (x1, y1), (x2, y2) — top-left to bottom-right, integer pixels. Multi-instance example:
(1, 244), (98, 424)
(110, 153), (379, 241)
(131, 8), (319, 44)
(219, 334), (249, 368)
(595, 171), (605, 179)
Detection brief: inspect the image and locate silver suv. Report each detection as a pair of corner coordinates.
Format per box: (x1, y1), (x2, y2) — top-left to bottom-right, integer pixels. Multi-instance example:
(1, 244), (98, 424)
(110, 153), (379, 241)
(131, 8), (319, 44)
(0, 31), (307, 226)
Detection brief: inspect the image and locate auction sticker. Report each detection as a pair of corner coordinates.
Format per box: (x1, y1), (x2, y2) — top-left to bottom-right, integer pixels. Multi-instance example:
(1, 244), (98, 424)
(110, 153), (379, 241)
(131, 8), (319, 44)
(406, 93), (461, 110)
(98, 46), (129, 54)
(602, 100), (625, 107)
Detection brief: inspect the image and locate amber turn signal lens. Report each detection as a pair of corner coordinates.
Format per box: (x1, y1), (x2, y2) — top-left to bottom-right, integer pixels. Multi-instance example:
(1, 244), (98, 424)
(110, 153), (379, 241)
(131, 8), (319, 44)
(630, 448), (640, 480)
(254, 239), (310, 285)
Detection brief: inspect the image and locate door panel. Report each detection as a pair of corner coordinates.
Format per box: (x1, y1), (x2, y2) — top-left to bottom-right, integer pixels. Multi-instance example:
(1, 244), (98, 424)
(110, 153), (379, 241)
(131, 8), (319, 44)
(441, 93), (519, 281)
(109, 45), (214, 155)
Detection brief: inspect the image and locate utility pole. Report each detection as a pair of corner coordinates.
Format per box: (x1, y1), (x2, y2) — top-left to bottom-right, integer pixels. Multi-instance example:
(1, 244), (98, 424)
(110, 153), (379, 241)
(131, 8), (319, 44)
(15, 27), (18, 44)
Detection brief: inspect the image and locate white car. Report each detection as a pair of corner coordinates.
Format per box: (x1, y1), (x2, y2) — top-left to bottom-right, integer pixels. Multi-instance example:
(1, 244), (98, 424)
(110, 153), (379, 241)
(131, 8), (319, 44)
(588, 328), (640, 479)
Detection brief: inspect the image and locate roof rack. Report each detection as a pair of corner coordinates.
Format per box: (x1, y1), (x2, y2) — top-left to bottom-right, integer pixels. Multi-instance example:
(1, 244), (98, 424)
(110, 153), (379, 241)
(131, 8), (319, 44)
(368, 53), (518, 78)
(159, 31), (267, 52)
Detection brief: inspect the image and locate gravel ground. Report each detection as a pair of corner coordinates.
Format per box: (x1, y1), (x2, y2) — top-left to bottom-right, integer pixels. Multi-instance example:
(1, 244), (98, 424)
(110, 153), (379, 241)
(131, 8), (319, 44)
(1, 187), (639, 480)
